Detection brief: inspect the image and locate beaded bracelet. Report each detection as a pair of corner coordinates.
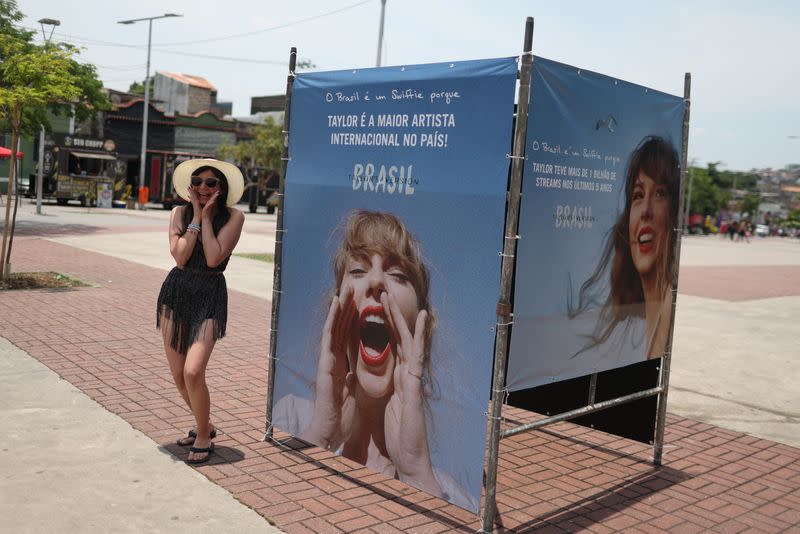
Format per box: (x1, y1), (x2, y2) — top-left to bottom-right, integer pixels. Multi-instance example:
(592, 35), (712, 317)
(186, 223), (201, 233)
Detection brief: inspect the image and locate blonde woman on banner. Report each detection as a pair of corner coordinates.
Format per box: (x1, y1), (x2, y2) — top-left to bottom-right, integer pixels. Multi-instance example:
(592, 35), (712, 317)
(274, 210), (470, 504)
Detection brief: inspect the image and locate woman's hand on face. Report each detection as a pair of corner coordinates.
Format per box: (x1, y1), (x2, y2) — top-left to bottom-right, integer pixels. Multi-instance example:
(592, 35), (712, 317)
(187, 186), (202, 215)
(201, 191), (220, 220)
(382, 292), (439, 494)
(302, 284), (356, 448)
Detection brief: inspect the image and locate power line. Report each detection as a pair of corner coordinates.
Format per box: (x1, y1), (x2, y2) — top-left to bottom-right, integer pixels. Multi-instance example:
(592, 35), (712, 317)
(16, 0), (371, 50)
(153, 49), (287, 65)
(156, 0), (372, 46)
(18, 27), (294, 65)
(96, 64), (148, 71)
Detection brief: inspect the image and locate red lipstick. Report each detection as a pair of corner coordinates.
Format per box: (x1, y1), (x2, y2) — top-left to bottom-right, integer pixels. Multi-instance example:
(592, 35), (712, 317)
(637, 225), (655, 254)
(358, 305), (391, 367)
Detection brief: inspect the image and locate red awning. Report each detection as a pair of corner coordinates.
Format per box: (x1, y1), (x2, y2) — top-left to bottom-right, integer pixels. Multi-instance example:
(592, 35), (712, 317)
(0, 147), (23, 159)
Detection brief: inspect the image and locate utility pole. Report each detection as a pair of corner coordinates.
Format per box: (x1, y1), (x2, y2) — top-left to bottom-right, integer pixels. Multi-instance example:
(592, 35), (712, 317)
(118, 13), (182, 209)
(35, 18), (60, 216)
(376, 0), (387, 67)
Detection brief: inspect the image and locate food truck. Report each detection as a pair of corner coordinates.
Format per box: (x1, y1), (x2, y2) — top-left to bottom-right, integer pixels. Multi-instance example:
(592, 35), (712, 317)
(48, 134), (118, 206)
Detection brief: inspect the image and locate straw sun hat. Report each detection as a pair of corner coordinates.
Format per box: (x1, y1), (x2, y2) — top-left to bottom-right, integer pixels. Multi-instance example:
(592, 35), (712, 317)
(172, 159), (245, 207)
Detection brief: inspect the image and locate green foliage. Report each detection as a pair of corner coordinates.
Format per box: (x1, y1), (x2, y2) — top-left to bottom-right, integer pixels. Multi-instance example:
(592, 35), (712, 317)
(738, 194), (760, 218)
(786, 209), (800, 223)
(0, 1), (109, 136)
(63, 45), (111, 122)
(296, 59), (316, 71)
(0, 0), (110, 278)
(217, 116), (283, 171)
(128, 79), (154, 99)
(0, 0), (31, 45)
(0, 35), (83, 127)
(687, 167), (723, 216)
(685, 163), (765, 218)
(716, 170), (758, 191)
(705, 161), (758, 192)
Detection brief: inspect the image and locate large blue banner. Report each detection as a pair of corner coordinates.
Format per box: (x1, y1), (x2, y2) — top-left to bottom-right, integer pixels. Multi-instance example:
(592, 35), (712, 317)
(507, 57), (685, 391)
(272, 58), (517, 511)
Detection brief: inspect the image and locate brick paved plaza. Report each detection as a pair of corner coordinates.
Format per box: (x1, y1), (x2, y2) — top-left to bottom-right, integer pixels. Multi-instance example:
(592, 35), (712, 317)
(1, 206), (799, 533)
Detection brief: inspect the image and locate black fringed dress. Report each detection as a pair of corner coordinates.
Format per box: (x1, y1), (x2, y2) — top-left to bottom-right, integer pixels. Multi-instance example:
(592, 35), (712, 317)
(156, 238), (230, 354)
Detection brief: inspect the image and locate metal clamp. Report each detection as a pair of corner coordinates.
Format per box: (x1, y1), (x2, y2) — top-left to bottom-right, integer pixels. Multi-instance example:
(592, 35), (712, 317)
(493, 386), (510, 404)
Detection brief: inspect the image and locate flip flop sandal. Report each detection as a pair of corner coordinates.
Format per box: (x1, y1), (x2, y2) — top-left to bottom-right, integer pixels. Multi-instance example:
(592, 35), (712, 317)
(187, 442), (215, 464)
(177, 428), (217, 447)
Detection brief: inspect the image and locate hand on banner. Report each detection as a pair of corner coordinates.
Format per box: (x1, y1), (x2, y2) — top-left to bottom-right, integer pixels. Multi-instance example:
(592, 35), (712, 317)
(302, 284), (356, 449)
(382, 292), (442, 496)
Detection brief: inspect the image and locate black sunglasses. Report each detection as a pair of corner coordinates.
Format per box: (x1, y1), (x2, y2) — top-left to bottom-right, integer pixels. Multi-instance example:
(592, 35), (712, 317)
(190, 176), (219, 188)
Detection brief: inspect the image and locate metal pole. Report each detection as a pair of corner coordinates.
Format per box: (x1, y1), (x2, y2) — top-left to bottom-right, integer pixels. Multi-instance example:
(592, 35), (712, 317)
(503, 386), (664, 439)
(375, 0), (387, 67)
(138, 19), (153, 209)
(36, 19), (59, 216)
(653, 73), (691, 466)
(265, 47), (297, 441)
(36, 127), (44, 214)
(683, 166), (693, 233)
(481, 17), (533, 534)
(587, 372), (598, 404)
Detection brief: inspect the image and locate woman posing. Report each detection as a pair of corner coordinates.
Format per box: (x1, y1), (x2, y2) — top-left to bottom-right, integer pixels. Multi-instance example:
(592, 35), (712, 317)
(157, 159), (245, 463)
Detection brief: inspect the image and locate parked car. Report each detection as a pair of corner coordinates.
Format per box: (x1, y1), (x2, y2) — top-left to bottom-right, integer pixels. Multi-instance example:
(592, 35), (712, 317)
(755, 224), (769, 237)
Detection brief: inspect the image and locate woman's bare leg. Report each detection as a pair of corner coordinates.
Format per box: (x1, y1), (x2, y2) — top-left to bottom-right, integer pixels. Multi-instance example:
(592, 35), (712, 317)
(184, 320), (217, 461)
(162, 312), (215, 446)
(161, 313), (193, 411)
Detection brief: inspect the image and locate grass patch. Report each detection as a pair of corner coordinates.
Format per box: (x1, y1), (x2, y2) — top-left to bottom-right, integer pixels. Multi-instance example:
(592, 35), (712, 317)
(0, 271), (89, 291)
(234, 252), (274, 263)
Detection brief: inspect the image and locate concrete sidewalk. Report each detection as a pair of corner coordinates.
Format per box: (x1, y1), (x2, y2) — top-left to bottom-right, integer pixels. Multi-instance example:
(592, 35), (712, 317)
(0, 337), (281, 534)
(2, 202), (799, 532)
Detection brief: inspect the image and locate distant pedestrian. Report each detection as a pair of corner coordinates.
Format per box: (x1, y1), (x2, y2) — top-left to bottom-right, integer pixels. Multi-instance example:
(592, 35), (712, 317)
(728, 221), (736, 241)
(156, 159), (245, 464)
(738, 220), (749, 243)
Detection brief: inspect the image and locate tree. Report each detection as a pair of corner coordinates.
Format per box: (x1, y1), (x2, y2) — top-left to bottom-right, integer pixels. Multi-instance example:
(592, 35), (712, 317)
(217, 115), (283, 171)
(739, 194), (760, 219)
(0, 0), (30, 41)
(785, 208), (800, 230)
(128, 79), (154, 99)
(0, 0), (108, 278)
(686, 166), (722, 216)
(217, 116), (283, 212)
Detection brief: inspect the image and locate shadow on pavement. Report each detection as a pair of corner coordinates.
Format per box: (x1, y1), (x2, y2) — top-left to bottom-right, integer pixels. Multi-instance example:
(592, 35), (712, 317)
(0, 220), (103, 237)
(157, 443), (247, 465)
(505, 468), (687, 532)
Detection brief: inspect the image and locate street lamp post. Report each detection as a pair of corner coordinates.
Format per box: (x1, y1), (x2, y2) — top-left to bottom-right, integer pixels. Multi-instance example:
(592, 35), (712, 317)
(376, 0), (387, 67)
(35, 18), (60, 216)
(117, 13), (182, 209)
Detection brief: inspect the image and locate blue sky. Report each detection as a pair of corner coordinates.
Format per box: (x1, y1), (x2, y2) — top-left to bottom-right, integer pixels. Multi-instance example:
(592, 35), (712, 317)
(17, 0), (800, 171)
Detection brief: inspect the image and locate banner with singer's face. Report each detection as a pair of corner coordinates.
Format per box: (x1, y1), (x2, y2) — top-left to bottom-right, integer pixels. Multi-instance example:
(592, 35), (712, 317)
(508, 56), (685, 392)
(271, 58), (517, 512)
